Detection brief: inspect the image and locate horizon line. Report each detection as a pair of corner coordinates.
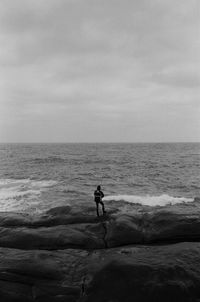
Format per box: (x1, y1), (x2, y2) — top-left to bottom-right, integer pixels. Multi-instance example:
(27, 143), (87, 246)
(0, 141), (199, 144)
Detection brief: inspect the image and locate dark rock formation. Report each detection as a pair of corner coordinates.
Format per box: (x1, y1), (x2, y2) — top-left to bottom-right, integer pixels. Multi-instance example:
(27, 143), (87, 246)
(0, 247), (87, 301)
(1, 242), (200, 302)
(0, 223), (105, 250)
(81, 242), (200, 302)
(0, 198), (200, 301)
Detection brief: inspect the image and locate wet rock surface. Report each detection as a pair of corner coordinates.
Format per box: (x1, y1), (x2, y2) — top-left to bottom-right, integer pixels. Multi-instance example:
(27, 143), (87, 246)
(0, 198), (200, 301)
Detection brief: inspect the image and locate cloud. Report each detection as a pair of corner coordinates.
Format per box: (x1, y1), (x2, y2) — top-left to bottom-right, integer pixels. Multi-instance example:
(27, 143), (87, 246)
(0, 0), (199, 142)
(149, 65), (200, 88)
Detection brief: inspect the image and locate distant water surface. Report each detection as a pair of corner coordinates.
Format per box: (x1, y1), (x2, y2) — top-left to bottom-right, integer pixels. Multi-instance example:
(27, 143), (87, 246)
(0, 143), (199, 213)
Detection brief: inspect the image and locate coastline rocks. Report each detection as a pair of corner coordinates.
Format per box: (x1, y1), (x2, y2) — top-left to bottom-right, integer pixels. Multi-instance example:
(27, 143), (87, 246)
(0, 223), (105, 250)
(0, 206), (100, 228)
(0, 199), (200, 301)
(81, 242), (200, 302)
(1, 201), (200, 250)
(105, 214), (144, 247)
(1, 200), (200, 250)
(1, 243), (200, 301)
(105, 198), (200, 247)
(145, 210), (200, 243)
(0, 247), (88, 302)
(105, 209), (200, 247)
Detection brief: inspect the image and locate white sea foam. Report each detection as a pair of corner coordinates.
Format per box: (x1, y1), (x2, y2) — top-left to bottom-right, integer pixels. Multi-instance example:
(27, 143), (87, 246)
(0, 178), (56, 187)
(0, 188), (41, 200)
(0, 178), (57, 212)
(103, 194), (194, 207)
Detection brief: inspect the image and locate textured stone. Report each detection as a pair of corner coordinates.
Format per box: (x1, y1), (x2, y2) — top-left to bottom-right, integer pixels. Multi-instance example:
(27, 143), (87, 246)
(0, 199), (200, 301)
(0, 247), (88, 302)
(0, 223), (105, 250)
(81, 242), (200, 302)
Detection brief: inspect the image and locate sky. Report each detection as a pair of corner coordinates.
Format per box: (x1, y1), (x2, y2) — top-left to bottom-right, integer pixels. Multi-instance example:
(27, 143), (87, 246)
(0, 0), (199, 142)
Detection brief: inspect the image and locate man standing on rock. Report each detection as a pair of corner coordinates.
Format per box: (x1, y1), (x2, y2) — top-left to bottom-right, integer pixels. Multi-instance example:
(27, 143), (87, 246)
(94, 185), (106, 217)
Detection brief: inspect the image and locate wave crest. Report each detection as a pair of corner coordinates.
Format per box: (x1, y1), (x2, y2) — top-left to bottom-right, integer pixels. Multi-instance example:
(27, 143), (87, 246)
(0, 178), (57, 212)
(103, 194), (194, 206)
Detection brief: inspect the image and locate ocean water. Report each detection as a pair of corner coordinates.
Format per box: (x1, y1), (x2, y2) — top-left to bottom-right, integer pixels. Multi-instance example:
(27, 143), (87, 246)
(0, 143), (199, 213)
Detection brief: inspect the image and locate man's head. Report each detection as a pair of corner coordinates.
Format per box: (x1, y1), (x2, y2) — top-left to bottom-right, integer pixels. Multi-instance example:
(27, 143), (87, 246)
(97, 185), (101, 190)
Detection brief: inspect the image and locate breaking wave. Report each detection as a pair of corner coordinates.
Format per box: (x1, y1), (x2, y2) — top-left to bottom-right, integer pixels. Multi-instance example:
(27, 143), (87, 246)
(103, 194), (194, 207)
(0, 178), (57, 212)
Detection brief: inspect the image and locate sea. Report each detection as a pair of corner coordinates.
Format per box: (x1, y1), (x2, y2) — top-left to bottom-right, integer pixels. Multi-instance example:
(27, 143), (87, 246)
(0, 143), (199, 214)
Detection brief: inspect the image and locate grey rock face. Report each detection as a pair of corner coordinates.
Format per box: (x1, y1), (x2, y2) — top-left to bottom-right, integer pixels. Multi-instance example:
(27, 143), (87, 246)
(0, 200), (200, 301)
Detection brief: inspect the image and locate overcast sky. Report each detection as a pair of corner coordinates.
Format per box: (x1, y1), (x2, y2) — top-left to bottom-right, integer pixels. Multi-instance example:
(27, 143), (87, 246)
(0, 0), (199, 142)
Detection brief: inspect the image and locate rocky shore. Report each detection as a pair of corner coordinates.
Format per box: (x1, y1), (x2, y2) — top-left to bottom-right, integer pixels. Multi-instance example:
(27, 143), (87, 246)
(0, 197), (200, 301)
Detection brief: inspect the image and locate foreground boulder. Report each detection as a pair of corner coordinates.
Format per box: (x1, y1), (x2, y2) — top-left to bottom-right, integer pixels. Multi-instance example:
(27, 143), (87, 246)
(81, 242), (200, 302)
(0, 247), (88, 302)
(1, 243), (200, 301)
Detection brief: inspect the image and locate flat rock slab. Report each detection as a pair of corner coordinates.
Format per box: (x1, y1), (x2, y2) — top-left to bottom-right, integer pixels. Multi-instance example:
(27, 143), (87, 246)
(81, 242), (200, 302)
(0, 199), (200, 249)
(105, 210), (200, 247)
(0, 247), (88, 302)
(0, 223), (106, 250)
(0, 200), (200, 301)
(1, 243), (200, 301)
